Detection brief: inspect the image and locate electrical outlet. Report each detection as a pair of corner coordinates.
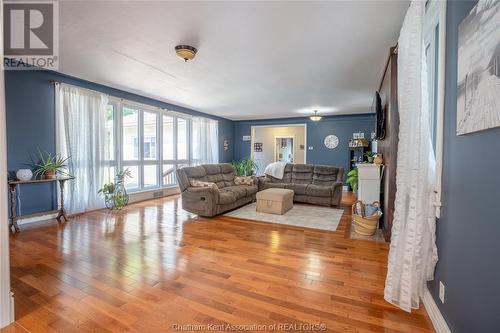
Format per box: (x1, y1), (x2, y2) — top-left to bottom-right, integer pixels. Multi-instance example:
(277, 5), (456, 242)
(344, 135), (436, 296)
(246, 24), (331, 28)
(439, 281), (445, 303)
(308, 146), (314, 150)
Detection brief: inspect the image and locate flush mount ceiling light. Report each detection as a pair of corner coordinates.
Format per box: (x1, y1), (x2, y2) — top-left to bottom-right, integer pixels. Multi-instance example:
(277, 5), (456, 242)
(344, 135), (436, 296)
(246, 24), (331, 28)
(310, 110), (322, 121)
(175, 45), (197, 62)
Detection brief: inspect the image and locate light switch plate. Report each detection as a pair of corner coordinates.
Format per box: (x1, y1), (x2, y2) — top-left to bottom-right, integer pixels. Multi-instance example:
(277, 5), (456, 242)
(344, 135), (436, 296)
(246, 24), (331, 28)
(439, 281), (445, 303)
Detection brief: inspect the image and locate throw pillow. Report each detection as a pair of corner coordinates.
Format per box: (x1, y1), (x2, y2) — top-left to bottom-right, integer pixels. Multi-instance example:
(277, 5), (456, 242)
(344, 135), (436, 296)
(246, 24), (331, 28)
(234, 176), (254, 185)
(190, 180), (218, 189)
(364, 204), (380, 217)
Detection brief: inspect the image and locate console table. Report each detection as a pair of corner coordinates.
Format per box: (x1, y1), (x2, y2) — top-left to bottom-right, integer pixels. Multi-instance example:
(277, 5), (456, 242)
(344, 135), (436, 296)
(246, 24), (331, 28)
(8, 177), (74, 232)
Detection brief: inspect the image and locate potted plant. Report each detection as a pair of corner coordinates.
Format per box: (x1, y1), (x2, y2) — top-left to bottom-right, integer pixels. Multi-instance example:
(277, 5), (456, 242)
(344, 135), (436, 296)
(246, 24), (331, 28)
(30, 150), (71, 179)
(365, 151), (375, 163)
(98, 169), (132, 210)
(346, 168), (359, 193)
(231, 158), (258, 176)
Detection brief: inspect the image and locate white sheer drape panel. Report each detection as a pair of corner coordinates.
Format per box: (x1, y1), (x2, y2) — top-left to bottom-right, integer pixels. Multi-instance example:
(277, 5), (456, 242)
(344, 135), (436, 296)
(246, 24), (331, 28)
(56, 84), (110, 214)
(191, 117), (219, 165)
(384, 0), (438, 312)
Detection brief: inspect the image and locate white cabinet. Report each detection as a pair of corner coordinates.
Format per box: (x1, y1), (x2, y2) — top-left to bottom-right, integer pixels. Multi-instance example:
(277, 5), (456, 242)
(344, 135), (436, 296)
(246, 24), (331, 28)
(357, 164), (382, 204)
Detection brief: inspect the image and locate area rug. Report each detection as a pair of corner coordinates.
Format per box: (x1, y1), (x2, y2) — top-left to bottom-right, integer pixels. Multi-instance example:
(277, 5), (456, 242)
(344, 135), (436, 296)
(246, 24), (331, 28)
(224, 202), (343, 231)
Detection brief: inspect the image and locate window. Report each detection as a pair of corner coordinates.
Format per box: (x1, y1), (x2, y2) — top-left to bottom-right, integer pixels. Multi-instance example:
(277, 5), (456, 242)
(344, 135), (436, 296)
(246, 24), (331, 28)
(106, 99), (218, 192)
(177, 118), (188, 160)
(104, 104), (117, 184)
(143, 111), (157, 160)
(162, 115), (174, 160)
(122, 106), (139, 160)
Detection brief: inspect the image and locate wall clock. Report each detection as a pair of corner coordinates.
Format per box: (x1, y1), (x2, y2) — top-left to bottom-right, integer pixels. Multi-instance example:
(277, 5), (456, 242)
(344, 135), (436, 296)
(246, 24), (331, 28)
(324, 135), (339, 149)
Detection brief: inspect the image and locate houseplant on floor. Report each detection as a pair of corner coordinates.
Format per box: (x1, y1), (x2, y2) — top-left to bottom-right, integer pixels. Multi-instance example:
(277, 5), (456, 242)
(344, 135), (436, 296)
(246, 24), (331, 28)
(30, 150), (72, 179)
(346, 168), (358, 193)
(231, 158), (258, 176)
(98, 169), (132, 210)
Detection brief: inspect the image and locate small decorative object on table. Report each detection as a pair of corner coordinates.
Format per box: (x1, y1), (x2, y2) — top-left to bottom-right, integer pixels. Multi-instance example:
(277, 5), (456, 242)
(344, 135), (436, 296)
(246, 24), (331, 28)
(16, 169), (33, 181)
(98, 169), (132, 210)
(352, 200), (383, 236)
(374, 153), (383, 165)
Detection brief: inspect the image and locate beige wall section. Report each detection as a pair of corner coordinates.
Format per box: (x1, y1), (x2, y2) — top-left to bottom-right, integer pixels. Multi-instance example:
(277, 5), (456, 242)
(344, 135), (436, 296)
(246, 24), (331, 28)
(251, 125), (306, 175)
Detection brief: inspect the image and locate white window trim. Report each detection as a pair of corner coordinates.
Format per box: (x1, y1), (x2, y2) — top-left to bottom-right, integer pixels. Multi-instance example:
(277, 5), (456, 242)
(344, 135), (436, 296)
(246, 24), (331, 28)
(425, 0), (447, 218)
(106, 96), (198, 192)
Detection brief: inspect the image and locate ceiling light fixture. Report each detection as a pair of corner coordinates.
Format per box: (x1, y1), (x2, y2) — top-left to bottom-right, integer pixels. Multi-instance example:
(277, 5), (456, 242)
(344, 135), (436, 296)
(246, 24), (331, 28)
(310, 110), (322, 121)
(175, 45), (197, 62)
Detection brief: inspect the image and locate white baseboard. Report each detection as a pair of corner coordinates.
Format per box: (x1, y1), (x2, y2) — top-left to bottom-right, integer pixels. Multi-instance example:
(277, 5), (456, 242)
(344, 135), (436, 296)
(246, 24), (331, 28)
(422, 286), (452, 333)
(128, 186), (180, 204)
(17, 186), (181, 225)
(9, 292), (14, 323)
(18, 212), (58, 225)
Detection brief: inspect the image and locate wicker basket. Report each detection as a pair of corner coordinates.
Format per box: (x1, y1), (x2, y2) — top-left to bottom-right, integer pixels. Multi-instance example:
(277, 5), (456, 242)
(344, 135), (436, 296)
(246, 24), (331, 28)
(352, 200), (383, 236)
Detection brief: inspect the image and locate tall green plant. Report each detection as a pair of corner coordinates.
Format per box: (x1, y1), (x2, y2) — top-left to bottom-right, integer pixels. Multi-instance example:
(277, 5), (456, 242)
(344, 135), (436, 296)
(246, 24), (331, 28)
(231, 158), (258, 176)
(346, 168), (359, 192)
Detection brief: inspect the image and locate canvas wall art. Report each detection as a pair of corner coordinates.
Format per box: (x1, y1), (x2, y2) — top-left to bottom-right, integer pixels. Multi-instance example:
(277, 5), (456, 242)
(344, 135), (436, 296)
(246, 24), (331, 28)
(457, 0), (500, 135)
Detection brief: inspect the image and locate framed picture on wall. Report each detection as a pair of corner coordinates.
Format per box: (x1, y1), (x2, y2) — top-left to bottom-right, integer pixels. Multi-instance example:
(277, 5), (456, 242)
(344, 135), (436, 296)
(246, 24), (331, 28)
(457, 1), (500, 135)
(254, 143), (263, 152)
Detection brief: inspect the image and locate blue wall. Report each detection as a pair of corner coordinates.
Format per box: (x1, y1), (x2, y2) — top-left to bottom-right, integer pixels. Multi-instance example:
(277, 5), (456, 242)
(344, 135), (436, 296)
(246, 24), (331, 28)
(428, 1), (500, 332)
(234, 114), (375, 182)
(4, 69), (234, 215)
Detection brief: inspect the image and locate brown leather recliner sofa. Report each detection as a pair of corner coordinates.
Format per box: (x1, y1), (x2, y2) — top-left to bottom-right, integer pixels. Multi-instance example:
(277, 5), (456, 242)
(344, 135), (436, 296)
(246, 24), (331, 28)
(176, 163), (257, 217)
(258, 164), (344, 206)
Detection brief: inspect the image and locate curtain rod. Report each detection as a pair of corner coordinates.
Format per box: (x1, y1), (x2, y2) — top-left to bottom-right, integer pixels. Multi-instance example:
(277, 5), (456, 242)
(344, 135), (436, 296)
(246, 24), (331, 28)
(49, 79), (170, 112)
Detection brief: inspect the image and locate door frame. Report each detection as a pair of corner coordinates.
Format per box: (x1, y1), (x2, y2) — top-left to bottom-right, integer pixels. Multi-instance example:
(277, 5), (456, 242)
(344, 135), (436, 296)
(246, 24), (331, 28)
(273, 135), (295, 163)
(250, 123), (307, 163)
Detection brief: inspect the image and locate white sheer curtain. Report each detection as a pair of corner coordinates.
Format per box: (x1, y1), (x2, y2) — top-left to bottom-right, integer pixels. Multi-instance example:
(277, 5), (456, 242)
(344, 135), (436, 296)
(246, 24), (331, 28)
(56, 83), (110, 214)
(384, 0), (438, 312)
(191, 117), (219, 165)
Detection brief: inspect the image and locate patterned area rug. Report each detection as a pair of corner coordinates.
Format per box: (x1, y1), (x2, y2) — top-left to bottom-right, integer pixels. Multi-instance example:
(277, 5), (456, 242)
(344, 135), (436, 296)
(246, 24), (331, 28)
(224, 202), (343, 231)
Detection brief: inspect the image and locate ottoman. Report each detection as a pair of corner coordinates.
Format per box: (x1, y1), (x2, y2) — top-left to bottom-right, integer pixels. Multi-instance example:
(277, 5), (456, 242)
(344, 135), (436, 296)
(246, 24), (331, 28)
(256, 188), (294, 215)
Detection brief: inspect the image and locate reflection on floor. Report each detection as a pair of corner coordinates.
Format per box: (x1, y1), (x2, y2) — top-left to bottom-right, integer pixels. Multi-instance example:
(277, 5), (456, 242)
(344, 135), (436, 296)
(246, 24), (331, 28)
(4, 193), (434, 333)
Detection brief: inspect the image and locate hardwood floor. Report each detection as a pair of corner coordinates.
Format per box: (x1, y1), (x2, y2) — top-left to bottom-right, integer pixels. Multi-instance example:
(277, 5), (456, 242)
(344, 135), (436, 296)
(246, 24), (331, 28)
(3, 192), (434, 333)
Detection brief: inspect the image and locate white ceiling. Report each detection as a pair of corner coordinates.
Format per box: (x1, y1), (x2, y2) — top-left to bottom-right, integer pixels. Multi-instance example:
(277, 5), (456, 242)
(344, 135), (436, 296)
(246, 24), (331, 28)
(59, 1), (408, 120)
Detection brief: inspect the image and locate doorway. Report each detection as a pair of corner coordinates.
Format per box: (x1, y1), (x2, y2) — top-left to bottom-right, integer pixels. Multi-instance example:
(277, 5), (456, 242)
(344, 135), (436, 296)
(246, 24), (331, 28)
(250, 124), (306, 175)
(275, 136), (294, 163)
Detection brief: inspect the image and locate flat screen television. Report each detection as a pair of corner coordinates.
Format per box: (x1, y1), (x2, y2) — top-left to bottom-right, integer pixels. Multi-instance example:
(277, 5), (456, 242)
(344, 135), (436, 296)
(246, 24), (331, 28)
(373, 91), (385, 140)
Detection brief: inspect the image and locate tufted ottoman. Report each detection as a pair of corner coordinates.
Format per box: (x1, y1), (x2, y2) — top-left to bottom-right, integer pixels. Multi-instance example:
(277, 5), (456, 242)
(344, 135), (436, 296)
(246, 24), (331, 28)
(256, 188), (294, 215)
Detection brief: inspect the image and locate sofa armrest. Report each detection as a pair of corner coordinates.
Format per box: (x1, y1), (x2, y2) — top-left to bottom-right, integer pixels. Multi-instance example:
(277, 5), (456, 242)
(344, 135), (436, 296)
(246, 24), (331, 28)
(184, 186), (219, 205)
(332, 181), (343, 190)
(330, 181), (343, 206)
(257, 176), (270, 190)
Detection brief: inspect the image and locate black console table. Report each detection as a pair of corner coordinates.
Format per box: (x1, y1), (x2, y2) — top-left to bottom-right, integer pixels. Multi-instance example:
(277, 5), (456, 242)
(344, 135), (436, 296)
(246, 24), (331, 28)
(8, 177), (74, 232)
